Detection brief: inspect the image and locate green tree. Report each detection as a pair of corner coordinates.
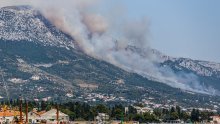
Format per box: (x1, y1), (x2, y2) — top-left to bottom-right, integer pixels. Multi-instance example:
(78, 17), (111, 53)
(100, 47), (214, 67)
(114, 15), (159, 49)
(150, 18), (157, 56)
(153, 108), (162, 118)
(170, 107), (176, 113)
(62, 109), (76, 120)
(200, 111), (214, 122)
(180, 111), (190, 121)
(176, 106), (181, 117)
(133, 114), (144, 123)
(170, 112), (179, 120)
(143, 112), (159, 123)
(191, 109), (200, 122)
(128, 106), (137, 114)
(95, 104), (109, 113)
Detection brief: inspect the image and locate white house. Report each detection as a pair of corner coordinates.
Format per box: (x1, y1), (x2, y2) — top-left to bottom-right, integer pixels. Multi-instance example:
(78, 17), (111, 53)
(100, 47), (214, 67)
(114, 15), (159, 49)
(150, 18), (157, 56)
(27, 108), (45, 124)
(133, 106), (153, 114)
(41, 109), (69, 124)
(95, 113), (109, 124)
(28, 108), (69, 124)
(211, 116), (220, 123)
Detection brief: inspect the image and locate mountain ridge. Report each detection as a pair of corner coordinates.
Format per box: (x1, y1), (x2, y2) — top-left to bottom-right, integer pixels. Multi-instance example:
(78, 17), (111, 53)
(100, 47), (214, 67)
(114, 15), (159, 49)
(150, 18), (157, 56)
(1, 5), (220, 93)
(0, 6), (220, 109)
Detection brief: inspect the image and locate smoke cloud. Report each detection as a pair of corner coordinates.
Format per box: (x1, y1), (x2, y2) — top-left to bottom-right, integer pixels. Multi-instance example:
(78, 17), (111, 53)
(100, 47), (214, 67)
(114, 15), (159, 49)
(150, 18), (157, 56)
(0, 0), (217, 95)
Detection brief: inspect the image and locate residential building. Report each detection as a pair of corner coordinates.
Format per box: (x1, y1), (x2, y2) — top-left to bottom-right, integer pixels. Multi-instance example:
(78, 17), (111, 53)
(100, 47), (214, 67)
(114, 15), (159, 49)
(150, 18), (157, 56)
(28, 108), (45, 123)
(95, 113), (109, 124)
(211, 115), (220, 123)
(133, 106), (152, 114)
(41, 109), (69, 124)
(0, 109), (20, 124)
(28, 108), (69, 124)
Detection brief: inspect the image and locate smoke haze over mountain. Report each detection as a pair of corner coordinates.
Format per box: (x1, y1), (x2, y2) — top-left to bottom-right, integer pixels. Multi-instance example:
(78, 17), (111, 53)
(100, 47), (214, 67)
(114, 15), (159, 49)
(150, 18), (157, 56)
(1, 0), (217, 95)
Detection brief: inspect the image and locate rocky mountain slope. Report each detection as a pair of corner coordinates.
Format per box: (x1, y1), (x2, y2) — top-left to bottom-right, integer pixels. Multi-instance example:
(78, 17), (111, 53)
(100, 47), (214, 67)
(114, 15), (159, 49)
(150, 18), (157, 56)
(0, 6), (75, 48)
(0, 6), (220, 108)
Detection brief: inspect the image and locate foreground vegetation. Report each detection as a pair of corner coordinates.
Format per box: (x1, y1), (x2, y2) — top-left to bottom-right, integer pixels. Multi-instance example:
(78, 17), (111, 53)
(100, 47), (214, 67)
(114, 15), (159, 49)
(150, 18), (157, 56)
(0, 100), (216, 123)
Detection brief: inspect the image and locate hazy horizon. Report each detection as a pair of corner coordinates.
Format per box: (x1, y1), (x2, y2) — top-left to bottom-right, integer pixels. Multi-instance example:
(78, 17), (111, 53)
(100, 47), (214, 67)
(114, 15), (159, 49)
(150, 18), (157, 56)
(102, 0), (220, 62)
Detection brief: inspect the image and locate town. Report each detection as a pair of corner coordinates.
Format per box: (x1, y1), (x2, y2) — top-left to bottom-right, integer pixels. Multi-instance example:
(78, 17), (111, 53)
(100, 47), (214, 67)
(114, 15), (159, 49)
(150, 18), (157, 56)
(0, 99), (220, 124)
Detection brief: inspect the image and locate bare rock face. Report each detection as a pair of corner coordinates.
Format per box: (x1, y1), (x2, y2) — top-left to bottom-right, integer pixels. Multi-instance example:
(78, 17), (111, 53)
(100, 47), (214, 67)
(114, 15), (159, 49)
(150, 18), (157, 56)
(0, 6), (75, 48)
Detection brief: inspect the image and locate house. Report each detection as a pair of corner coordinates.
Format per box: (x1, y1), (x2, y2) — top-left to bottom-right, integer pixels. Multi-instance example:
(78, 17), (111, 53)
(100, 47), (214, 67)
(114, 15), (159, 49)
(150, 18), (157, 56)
(27, 108), (46, 123)
(28, 108), (69, 124)
(133, 106), (152, 114)
(0, 109), (20, 124)
(41, 109), (69, 124)
(211, 115), (220, 123)
(95, 113), (109, 124)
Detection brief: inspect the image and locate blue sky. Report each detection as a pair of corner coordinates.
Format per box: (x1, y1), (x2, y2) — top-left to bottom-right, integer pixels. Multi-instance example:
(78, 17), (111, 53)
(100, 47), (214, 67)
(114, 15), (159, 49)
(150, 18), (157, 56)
(102, 0), (220, 62)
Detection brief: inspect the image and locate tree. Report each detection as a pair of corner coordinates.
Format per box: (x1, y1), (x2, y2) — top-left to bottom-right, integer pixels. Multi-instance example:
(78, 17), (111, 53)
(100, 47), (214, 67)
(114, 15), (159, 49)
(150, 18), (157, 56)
(62, 109), (76, 120)
(143, 112), (159, 123)
(200, 111), (214, 122)
(95, 104), (109, 114)
(191, 109), (200, 122)
(176, 106), (181, 117)
(181, 111), (190, 121)
(128, 106), (137, 114)
(153, 109), (162, 118)
(111, 104), (124, 120)
(133, 114), (144, 123)
(114, 108), (124, 120)
(170, 107), (176, 113)
(170, 112), (179, 120)
(162, 108), (169, 115)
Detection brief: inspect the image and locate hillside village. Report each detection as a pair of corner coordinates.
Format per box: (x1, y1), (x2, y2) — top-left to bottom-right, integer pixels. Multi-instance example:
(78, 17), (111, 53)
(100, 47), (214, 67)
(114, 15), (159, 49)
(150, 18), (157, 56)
(78, 92), (220, 111)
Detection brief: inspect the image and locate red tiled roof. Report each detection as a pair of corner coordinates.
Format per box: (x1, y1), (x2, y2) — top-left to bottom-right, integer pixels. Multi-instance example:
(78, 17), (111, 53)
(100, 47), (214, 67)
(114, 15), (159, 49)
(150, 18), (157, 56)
(0, 110), (21, 117)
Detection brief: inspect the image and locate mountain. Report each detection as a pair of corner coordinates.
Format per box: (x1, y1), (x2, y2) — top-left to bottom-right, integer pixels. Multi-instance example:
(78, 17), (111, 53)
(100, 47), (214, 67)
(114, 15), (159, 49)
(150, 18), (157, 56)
(0, 6), (220, 109)
(125, 45), (220, 94)
(0, 6), (75, 48)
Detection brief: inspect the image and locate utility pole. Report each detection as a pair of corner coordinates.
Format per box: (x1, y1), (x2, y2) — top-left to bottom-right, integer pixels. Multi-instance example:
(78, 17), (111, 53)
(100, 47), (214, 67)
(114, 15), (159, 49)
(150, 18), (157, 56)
(26, 101), (28, 124)
(56, 104), (59, 124)
(20, 99), (23, 124)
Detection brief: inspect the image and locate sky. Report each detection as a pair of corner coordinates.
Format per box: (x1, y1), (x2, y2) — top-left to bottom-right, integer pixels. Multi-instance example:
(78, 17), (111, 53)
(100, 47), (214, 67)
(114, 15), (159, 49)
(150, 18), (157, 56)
(102, 0), (220, 62)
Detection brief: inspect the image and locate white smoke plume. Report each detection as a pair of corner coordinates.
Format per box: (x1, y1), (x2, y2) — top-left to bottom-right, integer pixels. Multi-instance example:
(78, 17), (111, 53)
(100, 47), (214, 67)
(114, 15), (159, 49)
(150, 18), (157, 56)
(0, 0), (217, 95)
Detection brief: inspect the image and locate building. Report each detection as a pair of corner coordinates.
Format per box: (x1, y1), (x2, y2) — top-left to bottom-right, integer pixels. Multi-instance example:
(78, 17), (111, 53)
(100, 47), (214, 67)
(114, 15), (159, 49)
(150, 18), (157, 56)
(41, 109), (69, 124)
(28, 108), (45, 123)
(28, 108), (69, 124)
(111, 121), (139, 124)
(71, 121), (96, 124)
(31, 75), (40, 80)
(165, 119), (183, 123)
(133, 106), (152, 114)
(95, 113), (109, 124)
(0, 109), (21, 124)
(211, 115), (220, 123)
